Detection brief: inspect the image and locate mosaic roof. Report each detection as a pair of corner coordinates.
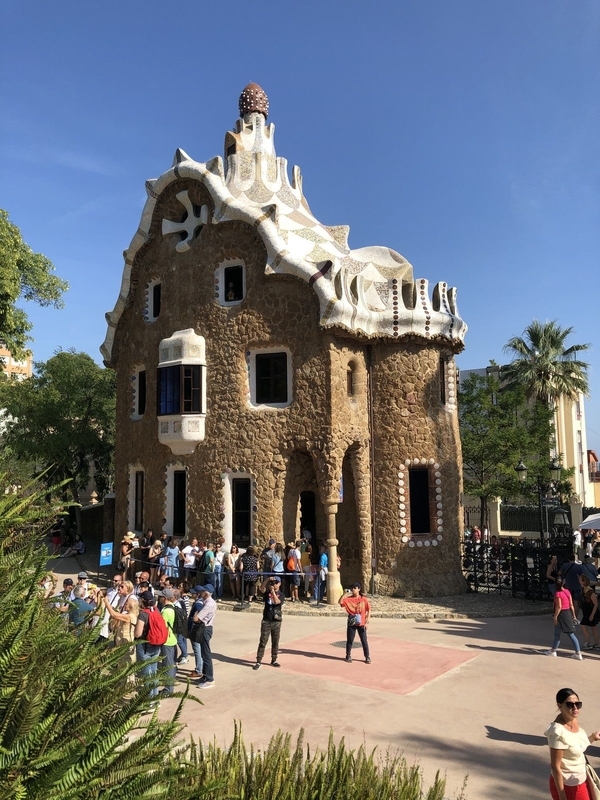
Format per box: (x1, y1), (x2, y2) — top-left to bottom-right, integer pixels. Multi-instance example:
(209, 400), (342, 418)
(101, 89), (467, 362)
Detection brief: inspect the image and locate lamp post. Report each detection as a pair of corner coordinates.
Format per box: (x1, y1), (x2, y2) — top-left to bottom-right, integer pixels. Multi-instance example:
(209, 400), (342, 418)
(515, 458), (563, 544)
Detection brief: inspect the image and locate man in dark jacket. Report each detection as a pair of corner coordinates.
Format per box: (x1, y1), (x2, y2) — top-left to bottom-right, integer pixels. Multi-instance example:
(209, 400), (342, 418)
(252, 575), (284, 670)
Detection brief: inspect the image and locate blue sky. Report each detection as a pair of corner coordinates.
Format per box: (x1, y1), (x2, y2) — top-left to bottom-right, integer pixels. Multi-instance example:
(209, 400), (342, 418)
(2, 1), (599, 449)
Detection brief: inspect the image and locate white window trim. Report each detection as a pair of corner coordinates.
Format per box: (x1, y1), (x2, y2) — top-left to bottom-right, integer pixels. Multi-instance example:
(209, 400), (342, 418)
(164, 462), (187, 537)
(215, 259), (246, 307)
(127, 464), (144, 533)
(246, 346), (293, 409)
(130, 364), (146, 420)
(144, 277), (162, 322)
(220, 470), (255, 549)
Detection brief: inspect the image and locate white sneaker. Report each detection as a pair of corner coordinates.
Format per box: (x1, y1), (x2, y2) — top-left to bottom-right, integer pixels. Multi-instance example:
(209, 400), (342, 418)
(570, 653), (583, 660)
(178, 657), (189, 664)
(543, 650), (558, 656)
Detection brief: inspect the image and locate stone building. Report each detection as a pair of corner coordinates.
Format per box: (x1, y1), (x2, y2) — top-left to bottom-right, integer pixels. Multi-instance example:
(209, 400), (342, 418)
(101, 84), (468, 599)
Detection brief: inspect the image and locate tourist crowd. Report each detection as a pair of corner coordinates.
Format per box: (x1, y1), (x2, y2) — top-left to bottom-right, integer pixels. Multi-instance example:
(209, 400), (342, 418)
(46, 530), (369, 707)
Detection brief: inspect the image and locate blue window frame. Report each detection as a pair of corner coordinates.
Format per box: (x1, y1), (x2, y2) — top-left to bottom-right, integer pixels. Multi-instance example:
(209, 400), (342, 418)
(157, 365), (202, 415)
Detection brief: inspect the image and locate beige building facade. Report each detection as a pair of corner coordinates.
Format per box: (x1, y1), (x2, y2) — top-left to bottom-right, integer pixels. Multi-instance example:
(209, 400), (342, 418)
(0, 345), (32, 380)
(102, 85), (468, 598)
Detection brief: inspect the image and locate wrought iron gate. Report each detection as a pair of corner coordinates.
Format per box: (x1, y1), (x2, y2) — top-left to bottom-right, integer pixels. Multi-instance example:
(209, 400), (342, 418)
(461, 534), (573, 599)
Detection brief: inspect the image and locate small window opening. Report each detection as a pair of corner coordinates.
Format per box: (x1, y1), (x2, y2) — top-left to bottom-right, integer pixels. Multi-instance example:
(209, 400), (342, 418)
(152, 284), (162, 318)
(138, 370), (147, 416)
(409, 468), (430, 534)
(232, 478), (251, 547)
(224, 265), (244, 302)
(173, 470), (186, 536)
(134, 471), (144, 531)
(347, 368), (354, 396)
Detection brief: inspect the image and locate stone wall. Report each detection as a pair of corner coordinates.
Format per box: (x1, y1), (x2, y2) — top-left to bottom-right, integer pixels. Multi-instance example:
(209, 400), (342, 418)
(369, 344), (465, 596)
(110, 176), (465, 597)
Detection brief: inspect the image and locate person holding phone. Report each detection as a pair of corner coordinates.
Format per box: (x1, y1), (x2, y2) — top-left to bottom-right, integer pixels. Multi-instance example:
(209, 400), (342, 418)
(252, 575), (285, 670)
(339, 582), (371, 664)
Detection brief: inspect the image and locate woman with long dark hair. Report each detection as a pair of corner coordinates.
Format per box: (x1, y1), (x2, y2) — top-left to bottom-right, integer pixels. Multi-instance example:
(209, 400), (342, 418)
(545, 687), (600, 799)
(544, 576), (582, 660)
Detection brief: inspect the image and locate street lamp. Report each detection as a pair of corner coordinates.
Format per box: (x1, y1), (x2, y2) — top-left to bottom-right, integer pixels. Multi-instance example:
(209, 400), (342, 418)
(515, 458), (563, 543)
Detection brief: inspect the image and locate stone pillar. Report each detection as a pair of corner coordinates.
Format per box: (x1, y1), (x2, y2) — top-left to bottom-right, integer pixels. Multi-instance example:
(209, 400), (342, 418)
(489, 497), (501, 536)
(569, 495), (583, 529)
(325, 502), (343, 604)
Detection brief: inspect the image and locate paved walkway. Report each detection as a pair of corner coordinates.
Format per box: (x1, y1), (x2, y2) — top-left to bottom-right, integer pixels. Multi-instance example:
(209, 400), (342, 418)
(164, 611), (600, 800)
(51, 549), (592, 799)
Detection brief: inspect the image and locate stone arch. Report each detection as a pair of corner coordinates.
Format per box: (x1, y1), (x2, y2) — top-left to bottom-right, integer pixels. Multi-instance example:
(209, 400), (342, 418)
(281, 450), (326, 547)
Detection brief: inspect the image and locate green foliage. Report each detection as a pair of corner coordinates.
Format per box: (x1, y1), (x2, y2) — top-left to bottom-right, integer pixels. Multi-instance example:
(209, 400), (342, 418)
(0, 351), (115, 501)
(503, 319), (589, 402)
(459, 373), (556, 524)
(0, 477), (207, 800)
(0, 210), (68, 360)
(186, 727), (451, 800)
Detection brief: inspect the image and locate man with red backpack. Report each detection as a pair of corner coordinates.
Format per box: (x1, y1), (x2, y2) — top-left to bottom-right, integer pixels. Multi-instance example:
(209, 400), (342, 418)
(134, 590), (168, 706)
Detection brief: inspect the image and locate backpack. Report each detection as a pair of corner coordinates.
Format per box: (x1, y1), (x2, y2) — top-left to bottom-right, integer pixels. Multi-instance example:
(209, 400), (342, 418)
(286, 554), (296, 572)
(172, 602), (188, 637)
(145, 607), (168, 646)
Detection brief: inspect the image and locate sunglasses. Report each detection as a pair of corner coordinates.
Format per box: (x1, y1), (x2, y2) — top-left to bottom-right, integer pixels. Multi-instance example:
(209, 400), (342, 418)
(564, 701), (582, 710)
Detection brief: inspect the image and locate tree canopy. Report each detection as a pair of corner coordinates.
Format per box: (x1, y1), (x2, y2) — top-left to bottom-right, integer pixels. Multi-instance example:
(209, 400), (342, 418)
(502, 319), (589, 403)
(459, 372), (559, 526)
(0, 350), (115, 502)
(0, 209), (68, 360)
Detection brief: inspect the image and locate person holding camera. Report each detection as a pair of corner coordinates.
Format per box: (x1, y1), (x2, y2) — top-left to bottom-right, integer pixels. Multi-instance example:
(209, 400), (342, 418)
(339, 582), (371, 664)
(252, 575), (285, 670)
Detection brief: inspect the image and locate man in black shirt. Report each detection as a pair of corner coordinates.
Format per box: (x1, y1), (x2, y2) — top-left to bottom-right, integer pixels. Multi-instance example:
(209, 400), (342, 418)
(252, 575), (284, 670)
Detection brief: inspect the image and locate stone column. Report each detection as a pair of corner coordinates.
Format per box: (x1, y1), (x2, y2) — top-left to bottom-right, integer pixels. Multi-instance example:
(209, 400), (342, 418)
(489, 497), (501, 536)
(325, 502), (343, 604)
(569, 495), (583, 529)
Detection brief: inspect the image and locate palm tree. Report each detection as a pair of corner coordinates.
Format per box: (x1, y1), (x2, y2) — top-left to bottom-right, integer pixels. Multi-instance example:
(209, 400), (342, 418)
(502, 319), (589, 402)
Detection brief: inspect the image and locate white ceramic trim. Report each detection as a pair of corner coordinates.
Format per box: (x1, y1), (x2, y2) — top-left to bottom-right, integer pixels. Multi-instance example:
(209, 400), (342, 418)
(219, 469), (257, 548)
(246, 346), (293, 409)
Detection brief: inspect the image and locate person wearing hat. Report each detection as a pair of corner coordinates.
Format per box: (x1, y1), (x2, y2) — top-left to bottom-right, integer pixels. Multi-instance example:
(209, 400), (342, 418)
(191, 585), (217, 688)
(339, 583), (371, 664)
(252, 574), (285, 670)
(118, 532), (136, 580)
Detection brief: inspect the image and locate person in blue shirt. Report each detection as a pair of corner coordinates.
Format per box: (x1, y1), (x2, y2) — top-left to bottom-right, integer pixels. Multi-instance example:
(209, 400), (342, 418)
(68, 585), (96, 634)
(560, 553), (583, 615)
(313, 545), (328, 601)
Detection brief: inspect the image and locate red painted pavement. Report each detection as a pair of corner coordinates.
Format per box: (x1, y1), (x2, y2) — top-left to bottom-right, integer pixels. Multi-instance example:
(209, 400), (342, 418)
(256, 629), (477, 695)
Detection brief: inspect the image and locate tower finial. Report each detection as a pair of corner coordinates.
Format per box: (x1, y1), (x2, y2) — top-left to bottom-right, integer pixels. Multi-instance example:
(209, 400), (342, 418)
(238, 83), (269, 119)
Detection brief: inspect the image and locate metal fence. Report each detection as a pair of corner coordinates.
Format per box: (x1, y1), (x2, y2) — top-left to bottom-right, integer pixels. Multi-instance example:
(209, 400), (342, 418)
(461, 533), (573, 600)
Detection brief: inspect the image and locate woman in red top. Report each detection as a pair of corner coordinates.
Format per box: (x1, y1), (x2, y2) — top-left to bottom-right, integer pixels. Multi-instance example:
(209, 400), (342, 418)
(339, 582), (371, 664)
(544, 576), (582, 660)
